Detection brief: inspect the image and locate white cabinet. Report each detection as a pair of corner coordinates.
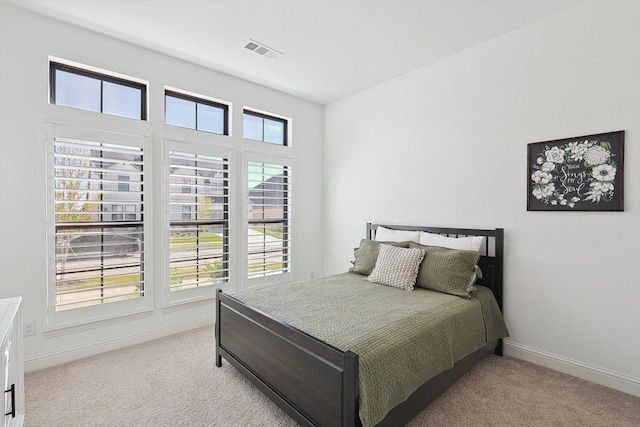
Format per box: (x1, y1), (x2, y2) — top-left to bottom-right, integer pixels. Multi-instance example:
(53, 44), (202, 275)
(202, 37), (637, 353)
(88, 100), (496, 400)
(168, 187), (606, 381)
(1, 298), (24, 427)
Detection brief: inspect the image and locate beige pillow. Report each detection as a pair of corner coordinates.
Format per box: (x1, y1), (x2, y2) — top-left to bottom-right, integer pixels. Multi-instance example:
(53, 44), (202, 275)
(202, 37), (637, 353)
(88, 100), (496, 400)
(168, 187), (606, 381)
(409, 242), (480, 298)
(366, 244), (425, 291)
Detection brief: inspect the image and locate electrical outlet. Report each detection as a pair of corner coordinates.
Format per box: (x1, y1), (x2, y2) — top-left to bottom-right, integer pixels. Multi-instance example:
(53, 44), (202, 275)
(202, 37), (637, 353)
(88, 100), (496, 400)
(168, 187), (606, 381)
(24, 320), (36, 336)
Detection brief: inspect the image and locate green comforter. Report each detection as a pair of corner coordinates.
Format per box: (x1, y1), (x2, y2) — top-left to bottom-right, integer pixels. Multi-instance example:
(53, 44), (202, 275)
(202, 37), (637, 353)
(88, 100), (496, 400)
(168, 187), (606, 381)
(234, 272), (509, 427)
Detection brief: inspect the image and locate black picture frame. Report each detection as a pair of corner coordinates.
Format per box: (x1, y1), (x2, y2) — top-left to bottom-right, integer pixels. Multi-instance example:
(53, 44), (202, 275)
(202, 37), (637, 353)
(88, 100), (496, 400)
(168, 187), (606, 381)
(527, 131), (624, 211)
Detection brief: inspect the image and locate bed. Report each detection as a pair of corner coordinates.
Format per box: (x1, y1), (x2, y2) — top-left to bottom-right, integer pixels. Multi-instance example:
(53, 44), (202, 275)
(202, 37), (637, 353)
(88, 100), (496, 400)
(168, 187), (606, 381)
(215, 224), (507, 426)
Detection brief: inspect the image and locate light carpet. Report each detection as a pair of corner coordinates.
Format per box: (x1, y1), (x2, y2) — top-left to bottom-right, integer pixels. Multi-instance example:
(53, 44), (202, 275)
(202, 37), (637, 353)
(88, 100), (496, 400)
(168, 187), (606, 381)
(24, 326), (640, 426)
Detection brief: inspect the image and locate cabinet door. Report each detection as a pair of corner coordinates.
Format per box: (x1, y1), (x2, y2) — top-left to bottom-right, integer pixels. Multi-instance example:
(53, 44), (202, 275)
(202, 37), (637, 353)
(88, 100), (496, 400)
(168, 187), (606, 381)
(0, 298), (23, 427)
(3, 328), (11, 427)
(3, 320), (18, 427)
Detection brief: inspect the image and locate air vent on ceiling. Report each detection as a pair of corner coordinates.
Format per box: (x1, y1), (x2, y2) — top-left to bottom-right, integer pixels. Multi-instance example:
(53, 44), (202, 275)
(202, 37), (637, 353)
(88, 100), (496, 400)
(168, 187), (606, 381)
(244, 39), (282, 60)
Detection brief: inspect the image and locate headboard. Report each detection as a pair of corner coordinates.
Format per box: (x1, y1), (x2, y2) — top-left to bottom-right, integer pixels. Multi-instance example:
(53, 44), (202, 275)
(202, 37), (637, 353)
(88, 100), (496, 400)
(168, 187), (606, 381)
(366, 223), (504, 310)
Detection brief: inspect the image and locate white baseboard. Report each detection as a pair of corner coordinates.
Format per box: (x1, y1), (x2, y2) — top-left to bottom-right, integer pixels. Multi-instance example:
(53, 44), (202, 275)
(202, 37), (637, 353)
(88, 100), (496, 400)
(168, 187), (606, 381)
(25, 327), (640, 398)
(504, 340), (640, 397)
(24, 315), (215, 372)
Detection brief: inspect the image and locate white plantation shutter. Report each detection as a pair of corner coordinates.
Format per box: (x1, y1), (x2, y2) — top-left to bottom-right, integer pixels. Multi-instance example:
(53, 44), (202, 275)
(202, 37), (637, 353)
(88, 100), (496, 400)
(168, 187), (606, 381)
(247, 160), (291, 279)
(53, 136), (145, 311)
(169, 151), (229, 290)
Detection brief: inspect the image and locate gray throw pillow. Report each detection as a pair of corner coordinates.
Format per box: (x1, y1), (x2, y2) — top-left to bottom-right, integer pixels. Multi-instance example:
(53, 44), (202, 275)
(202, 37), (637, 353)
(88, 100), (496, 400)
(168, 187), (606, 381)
(409, 242), (480, 298)
(349, 239), (410, 275)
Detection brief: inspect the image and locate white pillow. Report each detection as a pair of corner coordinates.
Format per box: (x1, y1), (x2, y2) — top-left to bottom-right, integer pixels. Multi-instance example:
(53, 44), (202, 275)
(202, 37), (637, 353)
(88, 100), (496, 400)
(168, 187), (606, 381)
(419, 231), (484, 252)
(366, 244), (425, 291)
(374, 226), (420, 243)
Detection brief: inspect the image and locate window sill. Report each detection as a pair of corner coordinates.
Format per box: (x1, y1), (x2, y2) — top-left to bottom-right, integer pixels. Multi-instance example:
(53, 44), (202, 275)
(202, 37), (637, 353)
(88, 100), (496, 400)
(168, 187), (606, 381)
(161, 294), (216, 313)
(42, 308), (154, 338)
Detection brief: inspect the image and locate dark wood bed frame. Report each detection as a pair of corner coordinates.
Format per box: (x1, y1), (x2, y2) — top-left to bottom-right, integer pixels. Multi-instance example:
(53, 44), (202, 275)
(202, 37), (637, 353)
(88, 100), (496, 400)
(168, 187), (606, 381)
(216, 224), (504, 427)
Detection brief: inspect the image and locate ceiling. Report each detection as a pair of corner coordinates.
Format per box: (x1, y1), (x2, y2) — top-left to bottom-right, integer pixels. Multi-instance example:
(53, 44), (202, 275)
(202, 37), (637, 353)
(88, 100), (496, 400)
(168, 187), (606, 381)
(5, 0), (583, 105)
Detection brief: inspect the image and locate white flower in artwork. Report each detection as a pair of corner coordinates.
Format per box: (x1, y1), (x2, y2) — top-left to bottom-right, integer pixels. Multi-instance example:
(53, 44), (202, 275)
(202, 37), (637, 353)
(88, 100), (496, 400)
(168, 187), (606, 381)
(591, 181), (614, 192)
(532, 185), (555, 200)
(565, 140), (593, 161)
(545, 146), (565, 163)
(539, 183), (555, 198)
(532, 187), (544, 200)
(585, 179), (614, 203)
(531, 170), (552, 184)
(583, 145), (611, 166)
(541, 161), (555, 172)
(592, 164), (616, 181)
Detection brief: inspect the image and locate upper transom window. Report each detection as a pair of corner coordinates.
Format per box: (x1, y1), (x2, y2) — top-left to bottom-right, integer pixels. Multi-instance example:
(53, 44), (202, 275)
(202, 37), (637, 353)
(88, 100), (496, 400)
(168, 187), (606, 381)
(243, 110), (288, 146)
(165, 90), (229, 135)
(50, 61), (147, 120)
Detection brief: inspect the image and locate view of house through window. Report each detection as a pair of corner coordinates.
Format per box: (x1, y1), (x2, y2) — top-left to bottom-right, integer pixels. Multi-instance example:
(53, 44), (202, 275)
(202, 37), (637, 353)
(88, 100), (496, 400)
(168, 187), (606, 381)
(168, 149), (230, 291)
(53, 135), (145, 311)
(247, 160), (291, 279)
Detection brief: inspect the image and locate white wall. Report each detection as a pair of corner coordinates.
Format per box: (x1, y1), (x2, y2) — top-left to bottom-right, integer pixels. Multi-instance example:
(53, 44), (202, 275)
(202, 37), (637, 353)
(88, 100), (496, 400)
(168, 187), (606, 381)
(0, 4), (324, 370)
(324, 1), (640, 396)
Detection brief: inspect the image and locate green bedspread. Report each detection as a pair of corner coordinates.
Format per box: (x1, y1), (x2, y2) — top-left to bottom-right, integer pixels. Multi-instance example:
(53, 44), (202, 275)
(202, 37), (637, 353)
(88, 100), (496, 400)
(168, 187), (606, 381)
(234, 272), (509, 427)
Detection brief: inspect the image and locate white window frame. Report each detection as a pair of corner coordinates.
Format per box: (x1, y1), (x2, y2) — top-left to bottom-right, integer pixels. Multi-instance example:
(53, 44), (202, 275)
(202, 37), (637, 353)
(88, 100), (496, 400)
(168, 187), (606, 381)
(161, 139), (235, 306)
(45, 123), (154, 331)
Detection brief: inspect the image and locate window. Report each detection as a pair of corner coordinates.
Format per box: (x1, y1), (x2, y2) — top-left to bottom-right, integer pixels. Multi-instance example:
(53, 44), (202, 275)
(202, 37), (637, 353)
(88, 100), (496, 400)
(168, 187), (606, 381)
(113, 204), (137, 221)
(243, 110), (288, 145)
(182, 177), (191, 194)
(181, 205), (192, 220)
(168, 149), (230, 292)
(47, 59), (295, 322)
(112, 205), (124, 221)
(50, 62), (147, 120)
(52, 129), (145, 312)
(165, 90), (229, 135)
(247, 160), (291, 279)
(118, 175), (130, 192)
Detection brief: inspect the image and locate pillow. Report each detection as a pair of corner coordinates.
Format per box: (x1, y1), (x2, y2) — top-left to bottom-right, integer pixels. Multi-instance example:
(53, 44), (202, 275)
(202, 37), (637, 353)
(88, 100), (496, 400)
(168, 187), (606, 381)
(419, 231), (484, 252)
(409, 242), (480, 298)
(474, 264), (483, 280)
(366, 244), (425, 291)
(349, 239), (410, 275)
(374, 226), (420, 243)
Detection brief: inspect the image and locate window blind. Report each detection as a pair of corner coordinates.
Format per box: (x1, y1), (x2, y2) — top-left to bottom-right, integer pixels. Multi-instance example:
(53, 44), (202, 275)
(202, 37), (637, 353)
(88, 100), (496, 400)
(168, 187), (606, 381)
(169, 151), (229, 291)
(247, 161), (291, 279)
(53, 137), (145, 311)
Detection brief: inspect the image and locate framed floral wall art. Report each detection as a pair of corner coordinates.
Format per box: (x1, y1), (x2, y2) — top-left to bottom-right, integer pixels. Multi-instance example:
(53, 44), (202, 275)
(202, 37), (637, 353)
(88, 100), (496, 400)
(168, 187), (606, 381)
(527, 131), (624, 211)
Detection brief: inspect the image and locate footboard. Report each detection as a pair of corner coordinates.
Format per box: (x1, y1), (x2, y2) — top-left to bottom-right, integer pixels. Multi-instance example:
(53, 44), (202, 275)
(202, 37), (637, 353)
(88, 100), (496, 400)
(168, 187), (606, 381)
(215, 289), (359, 427)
